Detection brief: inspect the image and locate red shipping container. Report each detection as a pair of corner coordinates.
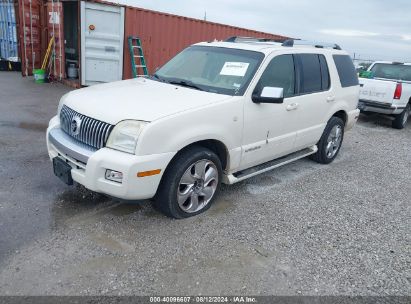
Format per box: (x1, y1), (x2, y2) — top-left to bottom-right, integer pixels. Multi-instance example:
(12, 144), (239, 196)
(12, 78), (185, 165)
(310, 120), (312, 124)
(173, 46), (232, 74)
(46, 1), (65, 79)
(15, 0), (290, 83)
(16, 0), (42, 76)
(123, 6), (289, 78)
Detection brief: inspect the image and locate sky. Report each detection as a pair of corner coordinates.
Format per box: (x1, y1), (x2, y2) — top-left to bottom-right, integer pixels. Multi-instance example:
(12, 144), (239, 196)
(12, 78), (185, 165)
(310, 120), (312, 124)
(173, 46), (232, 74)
(109, 0), (411, 62)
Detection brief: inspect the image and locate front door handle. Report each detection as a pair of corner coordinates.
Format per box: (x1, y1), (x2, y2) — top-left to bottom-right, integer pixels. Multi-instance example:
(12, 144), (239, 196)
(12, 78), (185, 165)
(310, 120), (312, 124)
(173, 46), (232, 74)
(286, 103), (299, 111)
(327, 96), (336, 102)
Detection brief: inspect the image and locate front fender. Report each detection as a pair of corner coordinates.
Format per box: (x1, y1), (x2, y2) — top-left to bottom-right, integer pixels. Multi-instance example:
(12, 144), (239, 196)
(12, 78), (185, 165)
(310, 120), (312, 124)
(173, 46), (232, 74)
(136, 99), (243, 160)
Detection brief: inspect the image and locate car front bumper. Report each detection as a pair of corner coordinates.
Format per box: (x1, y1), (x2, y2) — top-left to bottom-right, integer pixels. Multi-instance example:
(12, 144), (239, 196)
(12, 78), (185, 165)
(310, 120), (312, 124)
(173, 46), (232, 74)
(46, 118), (175, 200)
(358, 100), (405, 115)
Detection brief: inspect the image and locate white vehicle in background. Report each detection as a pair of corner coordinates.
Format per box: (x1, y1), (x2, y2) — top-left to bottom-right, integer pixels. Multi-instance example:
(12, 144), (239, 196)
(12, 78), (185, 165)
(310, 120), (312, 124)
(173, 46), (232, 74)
(358, 61), (411, 129)
(47, 38), (360, 218)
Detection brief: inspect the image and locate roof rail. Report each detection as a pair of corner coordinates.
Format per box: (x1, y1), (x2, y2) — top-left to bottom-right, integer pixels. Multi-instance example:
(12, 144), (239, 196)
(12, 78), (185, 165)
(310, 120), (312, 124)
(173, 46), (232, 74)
(282, 39), (342, 50)
(225, 36), (288, 43)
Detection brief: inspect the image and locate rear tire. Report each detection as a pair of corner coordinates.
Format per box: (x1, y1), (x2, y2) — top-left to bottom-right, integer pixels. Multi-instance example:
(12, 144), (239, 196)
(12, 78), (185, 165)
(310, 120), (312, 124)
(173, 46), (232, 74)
(310, 117), (345, 164)
(153, 146), (222, 219)
(392, 103), (410, 129)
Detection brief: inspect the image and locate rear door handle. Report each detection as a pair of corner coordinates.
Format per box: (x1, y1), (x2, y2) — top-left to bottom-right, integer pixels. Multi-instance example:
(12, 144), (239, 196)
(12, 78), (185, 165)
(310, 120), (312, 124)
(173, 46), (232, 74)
(286, 103), (299, 111)
(327, 96), (336, 102)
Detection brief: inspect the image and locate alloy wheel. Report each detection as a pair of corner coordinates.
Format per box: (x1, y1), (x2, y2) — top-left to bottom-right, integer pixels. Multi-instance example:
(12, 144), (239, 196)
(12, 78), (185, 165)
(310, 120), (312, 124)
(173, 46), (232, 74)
(177, 159), (218, 213)
(325, 125), (343, 158)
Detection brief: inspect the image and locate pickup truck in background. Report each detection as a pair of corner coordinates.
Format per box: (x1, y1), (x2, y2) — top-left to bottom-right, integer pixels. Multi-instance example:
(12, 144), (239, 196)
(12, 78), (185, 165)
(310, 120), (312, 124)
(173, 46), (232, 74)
(358, 61), (411, 129)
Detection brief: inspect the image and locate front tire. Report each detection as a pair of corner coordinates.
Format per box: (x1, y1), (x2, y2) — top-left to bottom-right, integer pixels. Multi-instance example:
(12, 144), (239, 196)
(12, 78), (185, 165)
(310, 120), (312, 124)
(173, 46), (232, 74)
(310, 117), (345, 164)
(392, 103), (410, 129)
(154, 146), (222, 219)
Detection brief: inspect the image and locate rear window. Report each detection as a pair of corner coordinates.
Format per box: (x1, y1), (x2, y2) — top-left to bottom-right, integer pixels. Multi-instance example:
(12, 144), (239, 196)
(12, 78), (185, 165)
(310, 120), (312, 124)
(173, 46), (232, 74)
(370, 63), (411, 81)
(333, 55), (359, 87)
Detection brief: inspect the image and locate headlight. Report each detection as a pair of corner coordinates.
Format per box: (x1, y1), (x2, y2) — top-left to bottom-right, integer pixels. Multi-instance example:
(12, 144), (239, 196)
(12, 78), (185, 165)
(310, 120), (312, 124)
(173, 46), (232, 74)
(106, 120), (148, 154)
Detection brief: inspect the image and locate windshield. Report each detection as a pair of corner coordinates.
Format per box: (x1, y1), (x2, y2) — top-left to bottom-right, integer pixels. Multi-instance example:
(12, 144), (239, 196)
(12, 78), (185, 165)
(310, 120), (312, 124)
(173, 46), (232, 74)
(153, 46), (265, 95)
(370, 63), (411, 81)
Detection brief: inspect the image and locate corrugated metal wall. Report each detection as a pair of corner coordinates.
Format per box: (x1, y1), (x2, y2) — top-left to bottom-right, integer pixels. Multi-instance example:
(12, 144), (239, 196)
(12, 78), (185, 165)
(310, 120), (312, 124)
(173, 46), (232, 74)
(15, 0), (65, 78)
(14, 0), (289, 81)
(47, 1), (64, 79)
(0, 0), (18, 59)
(123, 7), (289, 78)
(17, 0), (42, 76)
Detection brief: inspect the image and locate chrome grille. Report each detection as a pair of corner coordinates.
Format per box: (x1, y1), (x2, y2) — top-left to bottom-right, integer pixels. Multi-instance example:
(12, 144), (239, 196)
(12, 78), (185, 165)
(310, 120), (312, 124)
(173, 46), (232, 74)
(59, 105), (114, 150)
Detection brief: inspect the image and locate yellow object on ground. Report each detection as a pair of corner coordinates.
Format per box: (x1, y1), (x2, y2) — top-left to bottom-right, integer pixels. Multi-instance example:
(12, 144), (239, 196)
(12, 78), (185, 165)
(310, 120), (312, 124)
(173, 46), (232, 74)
(41, 37), (55, 70)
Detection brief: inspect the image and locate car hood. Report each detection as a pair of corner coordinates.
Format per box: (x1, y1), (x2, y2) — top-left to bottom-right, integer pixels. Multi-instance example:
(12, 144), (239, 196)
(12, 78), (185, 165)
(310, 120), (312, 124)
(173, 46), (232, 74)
(62, 78), (231, 125)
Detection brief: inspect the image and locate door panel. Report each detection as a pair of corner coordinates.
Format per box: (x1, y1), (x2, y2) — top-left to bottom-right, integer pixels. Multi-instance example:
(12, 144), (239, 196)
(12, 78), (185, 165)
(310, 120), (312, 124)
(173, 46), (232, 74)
(241, 100), (299, 170)
(80, 1), (124, 86)
(240, 54), (298, 170)
(293, 54), (332, 150)
(289, 93), (328, 151)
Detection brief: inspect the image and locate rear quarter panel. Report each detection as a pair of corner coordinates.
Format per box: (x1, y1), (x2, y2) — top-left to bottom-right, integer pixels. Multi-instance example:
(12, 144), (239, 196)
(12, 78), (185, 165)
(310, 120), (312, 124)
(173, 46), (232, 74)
(325, 52), (360, 125)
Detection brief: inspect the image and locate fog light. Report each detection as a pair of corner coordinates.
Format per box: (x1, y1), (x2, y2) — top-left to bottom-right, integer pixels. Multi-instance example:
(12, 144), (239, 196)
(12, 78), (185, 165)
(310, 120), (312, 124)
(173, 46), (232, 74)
(105, 169), (123, 183)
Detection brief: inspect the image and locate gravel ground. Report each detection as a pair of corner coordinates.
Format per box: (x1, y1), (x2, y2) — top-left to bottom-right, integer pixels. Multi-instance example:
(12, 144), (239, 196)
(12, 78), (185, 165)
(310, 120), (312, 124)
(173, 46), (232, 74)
(0, 72), (410, 296)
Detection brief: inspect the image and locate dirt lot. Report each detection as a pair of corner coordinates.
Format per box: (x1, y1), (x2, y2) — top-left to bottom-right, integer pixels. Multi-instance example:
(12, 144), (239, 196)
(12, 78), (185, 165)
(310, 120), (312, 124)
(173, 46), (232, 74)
(0, 72), (410, 296)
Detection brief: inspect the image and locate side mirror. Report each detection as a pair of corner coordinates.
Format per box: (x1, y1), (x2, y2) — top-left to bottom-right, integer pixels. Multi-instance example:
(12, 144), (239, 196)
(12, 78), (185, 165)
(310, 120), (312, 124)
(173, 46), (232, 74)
(252, 86), (284, 104)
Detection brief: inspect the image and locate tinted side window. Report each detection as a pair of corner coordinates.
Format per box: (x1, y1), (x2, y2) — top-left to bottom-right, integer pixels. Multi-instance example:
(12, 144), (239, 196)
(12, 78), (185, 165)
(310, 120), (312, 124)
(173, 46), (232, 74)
(299, 54), (322, 93)
(333, 55), (359, 87)
(256, 55), (295, 98)
(319, 55), (330, 90)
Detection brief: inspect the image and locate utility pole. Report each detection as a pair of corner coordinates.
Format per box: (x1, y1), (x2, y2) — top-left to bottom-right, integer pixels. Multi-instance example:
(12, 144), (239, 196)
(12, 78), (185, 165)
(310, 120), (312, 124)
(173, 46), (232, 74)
(204, 11), (207, 21)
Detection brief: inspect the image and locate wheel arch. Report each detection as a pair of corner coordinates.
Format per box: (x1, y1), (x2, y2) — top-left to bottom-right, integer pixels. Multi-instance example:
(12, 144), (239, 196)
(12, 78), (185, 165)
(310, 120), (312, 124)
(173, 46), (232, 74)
(155, 139), (229, 201)
(331, 110), (348, 125)
(163, 139), (230, 175)
(180, 139), (229, 170)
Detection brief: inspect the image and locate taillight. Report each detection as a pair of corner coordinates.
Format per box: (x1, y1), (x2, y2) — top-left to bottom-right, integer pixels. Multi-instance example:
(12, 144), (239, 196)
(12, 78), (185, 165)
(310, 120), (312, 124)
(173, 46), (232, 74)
(394, 83), (402, 99)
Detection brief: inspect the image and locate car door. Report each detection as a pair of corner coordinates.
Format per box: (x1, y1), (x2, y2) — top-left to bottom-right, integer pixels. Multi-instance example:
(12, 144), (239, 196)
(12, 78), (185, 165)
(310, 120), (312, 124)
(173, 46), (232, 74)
(80, 1), (125, 86)
(240, 54), (300, 170)
(291, 53), (333, 150)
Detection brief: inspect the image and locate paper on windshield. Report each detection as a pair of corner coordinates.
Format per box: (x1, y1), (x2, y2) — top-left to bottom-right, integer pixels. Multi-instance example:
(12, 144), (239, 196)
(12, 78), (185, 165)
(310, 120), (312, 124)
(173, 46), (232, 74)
(220, 62), (250, 77)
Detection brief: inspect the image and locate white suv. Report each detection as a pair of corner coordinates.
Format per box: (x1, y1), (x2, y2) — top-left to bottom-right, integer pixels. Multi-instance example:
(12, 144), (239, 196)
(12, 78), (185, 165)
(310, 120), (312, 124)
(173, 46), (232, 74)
(47, 38), (360, 218)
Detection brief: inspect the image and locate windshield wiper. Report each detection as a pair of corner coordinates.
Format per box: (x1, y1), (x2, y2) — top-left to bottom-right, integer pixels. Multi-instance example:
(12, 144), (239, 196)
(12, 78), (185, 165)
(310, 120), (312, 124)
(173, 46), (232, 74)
(151, 74), (167, 82)
(168, 79), (204, 91)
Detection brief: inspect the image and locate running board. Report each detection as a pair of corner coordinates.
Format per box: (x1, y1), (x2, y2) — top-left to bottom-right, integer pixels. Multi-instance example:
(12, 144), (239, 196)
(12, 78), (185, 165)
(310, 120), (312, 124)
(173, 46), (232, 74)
(224, 146), (317, 184)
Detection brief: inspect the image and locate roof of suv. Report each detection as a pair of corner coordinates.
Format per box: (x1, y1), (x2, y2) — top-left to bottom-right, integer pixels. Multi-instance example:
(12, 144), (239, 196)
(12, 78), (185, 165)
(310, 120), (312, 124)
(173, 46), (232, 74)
(195, 41), (348, 56)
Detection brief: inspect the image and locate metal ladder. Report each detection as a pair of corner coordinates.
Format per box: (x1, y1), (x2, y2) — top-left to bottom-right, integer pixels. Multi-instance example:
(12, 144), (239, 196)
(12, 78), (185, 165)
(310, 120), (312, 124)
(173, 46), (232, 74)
(128, 36), (148, 78)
